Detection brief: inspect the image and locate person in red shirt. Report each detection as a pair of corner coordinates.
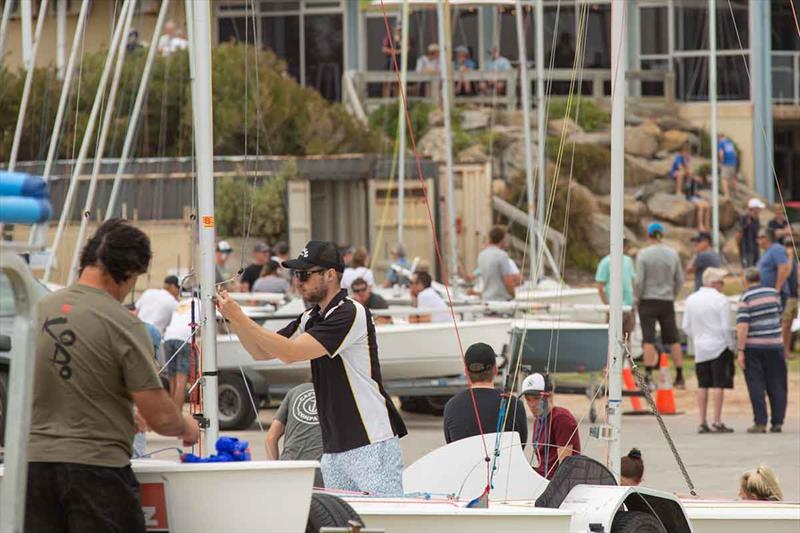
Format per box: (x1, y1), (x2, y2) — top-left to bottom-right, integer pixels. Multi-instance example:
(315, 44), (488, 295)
(521, 373), (581, 479)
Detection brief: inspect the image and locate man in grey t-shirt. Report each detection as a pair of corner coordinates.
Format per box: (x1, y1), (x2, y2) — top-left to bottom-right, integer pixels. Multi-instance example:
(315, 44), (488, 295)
(266, 383), (324, 486)
(636, 222), (686, 388)
(477, 225), (517, 301)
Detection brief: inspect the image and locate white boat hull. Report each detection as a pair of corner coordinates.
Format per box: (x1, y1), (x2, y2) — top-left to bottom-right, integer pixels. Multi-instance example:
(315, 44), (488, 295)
(683, 500), (800, 533)
(216, 318), (513, 384)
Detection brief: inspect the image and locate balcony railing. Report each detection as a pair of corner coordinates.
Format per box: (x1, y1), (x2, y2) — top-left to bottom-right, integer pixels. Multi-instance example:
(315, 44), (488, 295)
(344, 68), (675, 116)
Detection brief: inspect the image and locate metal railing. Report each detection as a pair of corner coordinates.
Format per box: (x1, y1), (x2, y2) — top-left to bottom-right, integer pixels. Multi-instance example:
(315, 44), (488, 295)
(347, 67), (675, 113)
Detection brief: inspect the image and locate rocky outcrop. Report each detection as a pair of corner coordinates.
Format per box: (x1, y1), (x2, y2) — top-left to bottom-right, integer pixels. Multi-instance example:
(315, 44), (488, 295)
(660, 129), (690, 152)
(460, 108), (491, 130)
(625, 155), (672, 186)
(567, 131), (611, 146)
(697, 191), (739, 230)
(548, 118), (583, 138)
(418, 127), (447, 162)
(586, 213), (638, 256)
(624, 122), (661, 158)
(597, 194), (649, 228)
(646, 192), (696, 226)
(456, 143), (488, 163)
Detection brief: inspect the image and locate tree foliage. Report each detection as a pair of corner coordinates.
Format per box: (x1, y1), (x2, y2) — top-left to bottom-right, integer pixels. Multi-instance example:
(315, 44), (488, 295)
(0, 44), (381, 163)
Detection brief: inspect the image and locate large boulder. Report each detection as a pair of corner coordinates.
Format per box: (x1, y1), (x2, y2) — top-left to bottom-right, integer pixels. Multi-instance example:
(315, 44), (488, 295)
(548, 117), (584, 138)
(633, 178), (675, 202)
(646, 192), (696, 226)
(496, 109), (537, 128)
(456, 143), (488, 163)
(660, 129), (690, 152)
(459, 108), (491, 130)
(596, 194), (650, 228)
(625, 155), (672, 186)
(417, 127), (447, 162)
(567, 131), (611, 146)
(662, 238), (692, 263)
(654, 221), (698, 244)
(722, 234), (741, 265)
(655, 115), (697, 133)
(624, 121), (661, 158)
(501, 138), (538, 176)
(586, 213), (638, 256)
(697, 190), (740, 230)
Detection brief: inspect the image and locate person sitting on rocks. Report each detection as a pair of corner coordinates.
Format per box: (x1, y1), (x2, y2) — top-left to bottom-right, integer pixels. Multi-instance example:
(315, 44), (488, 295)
(671, 144), (710, 231)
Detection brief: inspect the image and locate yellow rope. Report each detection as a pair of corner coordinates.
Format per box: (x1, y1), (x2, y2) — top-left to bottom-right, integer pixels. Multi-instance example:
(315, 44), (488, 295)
(369, 134), (401, 272)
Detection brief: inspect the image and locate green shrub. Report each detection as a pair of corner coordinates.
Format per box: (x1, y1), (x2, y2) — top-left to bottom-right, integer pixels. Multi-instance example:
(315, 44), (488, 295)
(368, 101), (435, 145)
(215, 161), (295, 242)
(547, 97), (609, 132)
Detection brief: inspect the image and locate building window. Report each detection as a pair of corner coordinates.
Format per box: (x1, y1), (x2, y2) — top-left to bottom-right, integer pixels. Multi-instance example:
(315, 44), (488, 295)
(304, 14), (343, 101)
(263, 15), (301, 81)
(640, 6), (668, 55)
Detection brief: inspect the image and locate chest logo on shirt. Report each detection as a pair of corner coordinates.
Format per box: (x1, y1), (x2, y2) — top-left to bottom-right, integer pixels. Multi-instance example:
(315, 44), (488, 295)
(42, 316), (76, 380)
(291, 389), (319, 425)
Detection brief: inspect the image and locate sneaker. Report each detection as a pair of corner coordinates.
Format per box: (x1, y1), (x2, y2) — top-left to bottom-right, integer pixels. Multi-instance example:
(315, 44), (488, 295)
(674, 376), (686, 390)
(712, 423), (734, 433)
(746, 424), (767, 433)
(698, 423), (712, 434)
(769, 424), (782, 433)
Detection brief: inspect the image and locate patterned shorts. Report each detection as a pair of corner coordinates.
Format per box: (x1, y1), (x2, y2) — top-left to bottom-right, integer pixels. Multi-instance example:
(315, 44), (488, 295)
(320, 437), (404, 497)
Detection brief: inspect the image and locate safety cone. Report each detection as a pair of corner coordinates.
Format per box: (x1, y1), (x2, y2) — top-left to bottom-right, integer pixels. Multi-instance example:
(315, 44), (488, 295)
(655, 353), (678, 414)
(622, 366), (649, 415)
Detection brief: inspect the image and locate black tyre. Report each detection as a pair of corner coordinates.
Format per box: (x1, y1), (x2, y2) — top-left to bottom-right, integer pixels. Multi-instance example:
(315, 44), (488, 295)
(611, 511), (666, 533)
(306, 493), (363, 533)
(0, 369), (7, 446)
(218, 373), (257, 430)
(422, 395), (450, 416)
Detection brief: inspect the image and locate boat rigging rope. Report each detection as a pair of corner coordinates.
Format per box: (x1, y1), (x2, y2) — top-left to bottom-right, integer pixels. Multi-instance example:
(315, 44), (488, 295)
(790, 0), (800, 37)
(378, 0), (493, 492)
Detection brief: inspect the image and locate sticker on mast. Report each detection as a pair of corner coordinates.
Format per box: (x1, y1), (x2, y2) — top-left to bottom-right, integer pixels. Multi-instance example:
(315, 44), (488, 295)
(202, 216), (214, 228)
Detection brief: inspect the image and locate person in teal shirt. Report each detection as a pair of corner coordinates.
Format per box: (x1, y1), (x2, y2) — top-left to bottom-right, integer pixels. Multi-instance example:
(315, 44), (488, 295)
(595, 239), (637, 347)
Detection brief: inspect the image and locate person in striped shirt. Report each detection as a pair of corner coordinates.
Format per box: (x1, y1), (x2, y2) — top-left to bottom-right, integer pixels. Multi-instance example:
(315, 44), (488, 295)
(736, 268), (788, 433)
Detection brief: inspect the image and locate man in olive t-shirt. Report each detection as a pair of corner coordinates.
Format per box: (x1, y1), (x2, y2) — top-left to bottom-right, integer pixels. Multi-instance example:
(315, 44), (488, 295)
(26, 218), (199, 533)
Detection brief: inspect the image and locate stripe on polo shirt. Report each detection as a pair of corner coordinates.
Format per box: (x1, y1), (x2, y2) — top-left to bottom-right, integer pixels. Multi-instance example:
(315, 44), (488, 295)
(737, 287), (783, 349)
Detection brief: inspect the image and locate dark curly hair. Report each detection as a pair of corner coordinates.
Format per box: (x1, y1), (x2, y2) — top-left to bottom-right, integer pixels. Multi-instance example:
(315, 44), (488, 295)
(79, 219), (151, 283)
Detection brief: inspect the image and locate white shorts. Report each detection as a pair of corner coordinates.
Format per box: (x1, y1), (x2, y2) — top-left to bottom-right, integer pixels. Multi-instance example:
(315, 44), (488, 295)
(320, 437), (403, 497)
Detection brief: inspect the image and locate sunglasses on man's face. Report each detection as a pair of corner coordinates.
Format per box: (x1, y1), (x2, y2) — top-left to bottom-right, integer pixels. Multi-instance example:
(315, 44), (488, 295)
(292, 269), (326, 282)
(351, 287), (367, 294)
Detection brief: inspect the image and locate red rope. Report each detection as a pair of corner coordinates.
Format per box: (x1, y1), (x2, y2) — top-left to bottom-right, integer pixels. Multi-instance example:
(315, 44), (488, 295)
(378, 0), (492, 493)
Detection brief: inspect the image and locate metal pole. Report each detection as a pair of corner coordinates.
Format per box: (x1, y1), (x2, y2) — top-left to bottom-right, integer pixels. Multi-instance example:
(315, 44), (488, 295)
(66, 0), (136, 284)
(535, 0), (546, 281)
(56, 0), (67, 79)
(607, 0), (627, 481)
(42, 0), (133, 283)
(396, 0), (410, 246)
(709, 0), (719, 252)
(27, 0), (90, 248)
(190, 0), (220, 451)
(20, 0), (32, 69)
(7, 0), (50, 171)
(185, 0), (196, 81)
(436, 0), (459, 282)
(106, 0), (171, 220)
(515, 0), (537, 278)
(0, 0), (12, 62)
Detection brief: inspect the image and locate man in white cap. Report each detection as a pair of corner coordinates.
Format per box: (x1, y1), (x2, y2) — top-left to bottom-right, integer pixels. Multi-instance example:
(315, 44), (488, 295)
(520, 373), (580, 480)
(681, 267), (735, 434)
(736, 198), (765, 268)
(215, 240), (235, 288)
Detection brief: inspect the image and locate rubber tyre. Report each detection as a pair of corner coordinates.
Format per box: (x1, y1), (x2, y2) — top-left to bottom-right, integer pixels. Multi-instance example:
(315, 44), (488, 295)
(611, 510), (666, 533)
(422, 395), (450, 416)
(0, 369), (7, 446)
(218, 373), (257, 430)
(305, 493), (363, 533)
(399, 396), (425, 413)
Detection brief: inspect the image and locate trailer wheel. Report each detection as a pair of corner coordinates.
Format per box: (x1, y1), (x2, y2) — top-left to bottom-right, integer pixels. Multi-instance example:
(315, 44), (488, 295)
(305, 493), (363, 533)
(218, 373), (257, 430)
(611, 510), (666, 533)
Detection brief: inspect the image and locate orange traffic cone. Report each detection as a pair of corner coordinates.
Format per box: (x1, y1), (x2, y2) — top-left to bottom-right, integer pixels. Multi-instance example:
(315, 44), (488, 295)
(655, 353), (677, 414)
(622, 366), (647, 413)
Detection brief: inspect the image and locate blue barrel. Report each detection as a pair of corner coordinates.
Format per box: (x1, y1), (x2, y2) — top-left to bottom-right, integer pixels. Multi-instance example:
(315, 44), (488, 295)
(0, 171), (49, 198)
(0, 197), (52, 223)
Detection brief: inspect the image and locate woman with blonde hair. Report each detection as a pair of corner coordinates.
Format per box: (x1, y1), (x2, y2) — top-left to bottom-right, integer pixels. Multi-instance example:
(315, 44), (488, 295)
(739, 465), (783, 501)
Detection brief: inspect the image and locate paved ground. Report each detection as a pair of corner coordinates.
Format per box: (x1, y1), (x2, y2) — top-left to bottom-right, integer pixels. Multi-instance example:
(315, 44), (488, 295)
(146, 366), (800, 501)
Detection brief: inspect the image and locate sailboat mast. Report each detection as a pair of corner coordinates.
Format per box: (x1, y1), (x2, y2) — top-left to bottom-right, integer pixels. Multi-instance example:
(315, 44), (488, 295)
(607, 0), (627, 479)
(189, 0), (220, 451)
(515, 0), (537, 272)
(709, 0), (720, 251)
(436, 0), (459, 282)
(535, 0), (546, 280)
(397, 0), (410, 246)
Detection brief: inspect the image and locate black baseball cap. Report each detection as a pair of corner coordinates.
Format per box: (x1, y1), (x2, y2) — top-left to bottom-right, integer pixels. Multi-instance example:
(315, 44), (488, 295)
(164, 275), (180, 287)
(690, 231), (712, 243)
(282, 240), (345, 272)
(465, 342), (496, 372)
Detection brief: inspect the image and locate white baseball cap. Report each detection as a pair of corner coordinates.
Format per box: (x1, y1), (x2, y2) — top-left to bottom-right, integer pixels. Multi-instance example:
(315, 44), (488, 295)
(521, 373), (552, 396)
(747, 198), (766, 209)
(216, 240), (233, 253)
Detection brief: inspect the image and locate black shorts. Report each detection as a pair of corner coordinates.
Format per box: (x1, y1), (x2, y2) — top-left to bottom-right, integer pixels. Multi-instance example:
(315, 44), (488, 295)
(26, 462), (145, 533)
(696, 349), (735, 389)
(638, 299), (680, 345)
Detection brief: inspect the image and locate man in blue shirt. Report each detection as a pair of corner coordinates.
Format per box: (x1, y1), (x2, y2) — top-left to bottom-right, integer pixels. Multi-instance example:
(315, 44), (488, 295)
(595, 238), (636, 348)
(481, 46), (511, 96)
(454, 45), (477, 95)
(757, 229), (792, 308)
(718, 134), (738, 197)
(670, 144), (691, 197)
(687, 232), (721, 292)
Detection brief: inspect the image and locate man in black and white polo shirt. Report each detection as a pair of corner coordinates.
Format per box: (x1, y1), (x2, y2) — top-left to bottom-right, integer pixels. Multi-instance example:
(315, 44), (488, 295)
(217, 240), (407, 496)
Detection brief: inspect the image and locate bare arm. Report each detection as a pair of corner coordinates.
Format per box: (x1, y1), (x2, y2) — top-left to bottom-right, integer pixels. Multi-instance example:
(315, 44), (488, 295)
(775, 263), (791, 292)
(265, 419), (285, 460)
(132, 389), (199, 445)
(217, 290), (328, 363)
(736, 322), (749, 369)
(596, 282), (608, 305)
(503, 275), (517, 298)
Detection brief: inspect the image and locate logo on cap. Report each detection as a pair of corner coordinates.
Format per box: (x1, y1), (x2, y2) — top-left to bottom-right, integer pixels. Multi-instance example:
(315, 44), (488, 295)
(300, 248), (309, 258)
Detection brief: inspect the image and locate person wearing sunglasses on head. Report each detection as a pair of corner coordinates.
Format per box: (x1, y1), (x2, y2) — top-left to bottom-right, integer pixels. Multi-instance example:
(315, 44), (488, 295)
(216, 240), (407, 497)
